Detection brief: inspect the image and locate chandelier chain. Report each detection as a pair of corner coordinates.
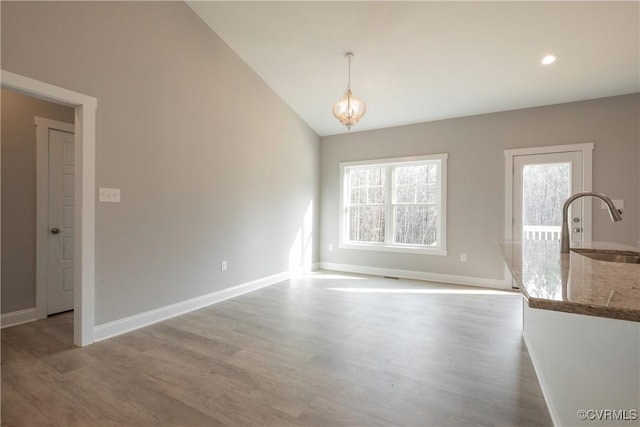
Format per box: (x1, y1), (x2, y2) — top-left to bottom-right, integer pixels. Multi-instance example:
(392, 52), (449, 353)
(347, 54), (351, 92)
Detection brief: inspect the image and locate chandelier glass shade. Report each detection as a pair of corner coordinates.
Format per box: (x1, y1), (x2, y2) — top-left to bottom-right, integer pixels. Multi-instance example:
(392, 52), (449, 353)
(333, 52), (366, 130)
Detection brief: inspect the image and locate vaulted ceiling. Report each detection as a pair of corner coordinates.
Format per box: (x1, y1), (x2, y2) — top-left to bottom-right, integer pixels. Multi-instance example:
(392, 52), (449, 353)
(188, 1), (639, 136)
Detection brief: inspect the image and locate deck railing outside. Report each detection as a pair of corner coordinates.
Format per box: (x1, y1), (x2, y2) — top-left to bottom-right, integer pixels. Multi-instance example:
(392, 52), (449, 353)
(523, 225), (562, 241)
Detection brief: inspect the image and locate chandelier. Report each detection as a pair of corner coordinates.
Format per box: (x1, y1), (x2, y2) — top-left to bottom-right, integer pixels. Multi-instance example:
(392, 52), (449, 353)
(332, 52), (366, 130)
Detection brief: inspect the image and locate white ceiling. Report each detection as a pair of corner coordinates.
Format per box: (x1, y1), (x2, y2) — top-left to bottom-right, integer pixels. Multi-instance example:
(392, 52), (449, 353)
(187, 1), (639, 137)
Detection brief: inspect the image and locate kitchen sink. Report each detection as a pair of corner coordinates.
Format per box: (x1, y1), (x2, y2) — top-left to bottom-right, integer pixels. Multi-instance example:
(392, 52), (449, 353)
(571, 248), (640, 264)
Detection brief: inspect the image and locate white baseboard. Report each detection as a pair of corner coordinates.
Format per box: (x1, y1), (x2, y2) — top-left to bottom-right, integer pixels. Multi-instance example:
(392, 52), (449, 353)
(93, 262), (502, 342)
(317, 262), (507, 289)
(94, 271), (289, 342)
(1, 308), (37, 329)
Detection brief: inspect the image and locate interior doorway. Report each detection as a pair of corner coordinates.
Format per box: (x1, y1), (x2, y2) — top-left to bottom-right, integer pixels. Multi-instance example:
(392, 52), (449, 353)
(1, 70), (97, 346)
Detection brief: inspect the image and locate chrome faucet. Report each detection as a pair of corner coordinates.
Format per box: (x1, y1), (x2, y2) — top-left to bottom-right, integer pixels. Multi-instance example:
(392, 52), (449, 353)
(561, 192), (623, 253)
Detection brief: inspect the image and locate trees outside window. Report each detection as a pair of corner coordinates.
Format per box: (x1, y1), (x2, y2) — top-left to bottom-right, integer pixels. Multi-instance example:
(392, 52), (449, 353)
(340, 154), (447, 255)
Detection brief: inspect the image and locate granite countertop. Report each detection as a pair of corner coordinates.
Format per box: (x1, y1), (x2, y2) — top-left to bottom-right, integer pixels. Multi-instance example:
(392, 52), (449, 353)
(497, 240), (640, 322)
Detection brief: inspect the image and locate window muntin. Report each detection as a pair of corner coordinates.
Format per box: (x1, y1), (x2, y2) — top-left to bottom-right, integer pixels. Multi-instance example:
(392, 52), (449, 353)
(340, 154), (447, 255)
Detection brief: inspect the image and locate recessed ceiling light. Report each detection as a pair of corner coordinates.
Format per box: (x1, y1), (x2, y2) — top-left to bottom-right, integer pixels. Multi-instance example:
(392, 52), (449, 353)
(542, 54), (558, 65)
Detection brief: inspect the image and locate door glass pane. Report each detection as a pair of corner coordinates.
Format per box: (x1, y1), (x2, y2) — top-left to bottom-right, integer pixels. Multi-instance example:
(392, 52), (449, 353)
(522, 163), (570, 241)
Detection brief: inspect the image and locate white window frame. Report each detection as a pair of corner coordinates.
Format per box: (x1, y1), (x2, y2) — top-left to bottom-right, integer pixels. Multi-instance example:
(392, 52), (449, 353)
(339, 153), (448, 256)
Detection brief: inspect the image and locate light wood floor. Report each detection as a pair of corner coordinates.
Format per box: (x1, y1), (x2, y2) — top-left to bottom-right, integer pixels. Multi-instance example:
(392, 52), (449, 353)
(2, 272), (552, 426)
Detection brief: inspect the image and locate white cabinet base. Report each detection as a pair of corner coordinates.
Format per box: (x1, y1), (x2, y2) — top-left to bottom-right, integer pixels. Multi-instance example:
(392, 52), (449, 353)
(523, 301), (639, 426)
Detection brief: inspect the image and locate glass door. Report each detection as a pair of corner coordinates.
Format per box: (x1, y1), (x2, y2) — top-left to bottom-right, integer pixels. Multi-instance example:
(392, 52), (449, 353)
(513, 151), (583, 246)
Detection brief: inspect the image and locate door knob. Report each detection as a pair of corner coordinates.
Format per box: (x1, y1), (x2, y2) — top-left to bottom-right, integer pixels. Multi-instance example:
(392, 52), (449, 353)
(573, 217), (580, 223)
(572, 227), (581, 233)
(50, 228), (60, 235)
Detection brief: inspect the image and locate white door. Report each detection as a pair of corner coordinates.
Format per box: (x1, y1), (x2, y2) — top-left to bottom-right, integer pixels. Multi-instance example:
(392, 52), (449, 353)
(47, 128), (75, 315)
(513, 151), (584, 245)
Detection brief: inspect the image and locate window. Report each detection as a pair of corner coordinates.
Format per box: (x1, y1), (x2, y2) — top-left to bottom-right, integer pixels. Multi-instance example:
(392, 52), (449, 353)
(340, 154), (447, 255)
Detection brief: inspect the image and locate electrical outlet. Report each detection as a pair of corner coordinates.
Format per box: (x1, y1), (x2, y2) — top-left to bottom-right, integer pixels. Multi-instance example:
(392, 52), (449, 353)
(221, 260), (227, 271)
(99, 187), (120, 203)
(460, 253), (468, 262)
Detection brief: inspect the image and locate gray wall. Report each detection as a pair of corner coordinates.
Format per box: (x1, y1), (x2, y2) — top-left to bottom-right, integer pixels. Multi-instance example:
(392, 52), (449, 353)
(1, 89), (75, 314)
(320, 94), (640, 281)
(2, 1), (320, 324)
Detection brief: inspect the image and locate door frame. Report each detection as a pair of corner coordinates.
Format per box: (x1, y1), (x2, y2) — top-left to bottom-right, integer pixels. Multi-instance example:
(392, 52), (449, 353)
(504, 143), (594, 287)
(35, 117), (75, 318)
(1, 70), (97, 347)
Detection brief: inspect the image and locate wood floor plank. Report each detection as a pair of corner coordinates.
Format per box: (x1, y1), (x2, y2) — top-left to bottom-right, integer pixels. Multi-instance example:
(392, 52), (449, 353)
(228, 347), (482, 427)
(2, 359), (101, 426)
(2, 272), (552, 426)
(0, 383), (58, 427)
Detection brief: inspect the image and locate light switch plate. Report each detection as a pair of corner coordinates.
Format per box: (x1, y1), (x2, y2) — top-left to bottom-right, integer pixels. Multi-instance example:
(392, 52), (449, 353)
(99, 187), (121, 203)
(601, 199), (623, 210)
